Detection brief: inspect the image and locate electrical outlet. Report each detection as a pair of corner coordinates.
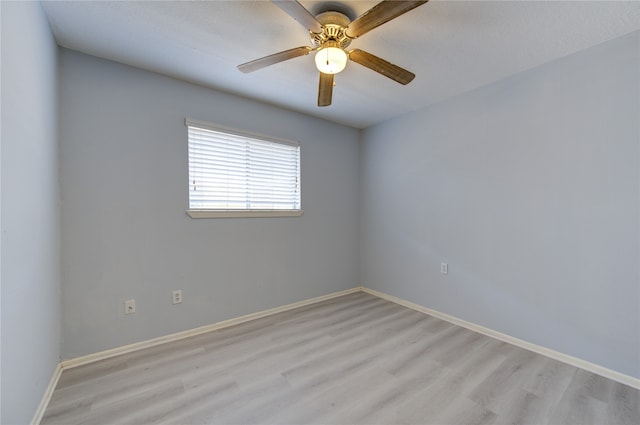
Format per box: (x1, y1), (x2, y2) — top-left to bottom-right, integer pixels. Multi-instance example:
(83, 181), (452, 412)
(173, 290), (182, 304)
(124, 299), (136, 314)
(440, 263), (448, 274)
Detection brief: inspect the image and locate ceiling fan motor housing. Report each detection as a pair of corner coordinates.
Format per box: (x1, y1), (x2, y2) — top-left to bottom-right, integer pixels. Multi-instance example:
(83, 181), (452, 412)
(310, 11), (352, 49)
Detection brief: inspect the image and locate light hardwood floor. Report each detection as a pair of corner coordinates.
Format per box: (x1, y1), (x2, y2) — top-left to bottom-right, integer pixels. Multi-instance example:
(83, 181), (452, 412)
(41, 292), (639, 424)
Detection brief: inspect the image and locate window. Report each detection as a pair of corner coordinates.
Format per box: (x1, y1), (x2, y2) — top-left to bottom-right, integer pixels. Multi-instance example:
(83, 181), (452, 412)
(186, 119), (302, 218)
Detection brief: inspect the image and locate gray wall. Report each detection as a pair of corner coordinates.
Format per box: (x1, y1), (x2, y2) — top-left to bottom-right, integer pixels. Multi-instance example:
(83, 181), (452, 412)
(1, 2), (61, 424)
(2, 11), (636, 423)
(59, 50), (360, 358)
(360, 32), (640, 378)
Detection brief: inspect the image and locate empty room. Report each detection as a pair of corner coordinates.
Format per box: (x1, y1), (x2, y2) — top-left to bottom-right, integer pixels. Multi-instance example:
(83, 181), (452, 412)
(1, 1), (639, 424)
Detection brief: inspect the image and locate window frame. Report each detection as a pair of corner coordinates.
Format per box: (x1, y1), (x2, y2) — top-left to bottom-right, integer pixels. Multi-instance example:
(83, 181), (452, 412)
(185, 118), (303, 219)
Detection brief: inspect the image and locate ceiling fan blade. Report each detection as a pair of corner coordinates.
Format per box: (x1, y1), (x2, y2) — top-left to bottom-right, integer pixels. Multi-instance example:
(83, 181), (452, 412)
(238, 46), (312, 73)
(345, 0), (429, 39)
(349, 49), (415, 85)
(272, 0), (323, 33)
(318, 72), (334, 107)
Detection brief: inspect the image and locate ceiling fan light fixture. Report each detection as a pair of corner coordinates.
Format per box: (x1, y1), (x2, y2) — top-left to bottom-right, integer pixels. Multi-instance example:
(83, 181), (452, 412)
(239, 1), (429, 106)
(315, 43), (347, 74)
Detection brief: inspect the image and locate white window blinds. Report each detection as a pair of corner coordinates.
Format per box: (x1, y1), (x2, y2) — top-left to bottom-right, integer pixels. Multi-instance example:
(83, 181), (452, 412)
(187, 119), (301, 212)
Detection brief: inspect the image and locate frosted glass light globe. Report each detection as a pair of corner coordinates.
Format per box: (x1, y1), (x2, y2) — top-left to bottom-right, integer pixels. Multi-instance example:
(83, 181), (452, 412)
(315, 46), (348, 74)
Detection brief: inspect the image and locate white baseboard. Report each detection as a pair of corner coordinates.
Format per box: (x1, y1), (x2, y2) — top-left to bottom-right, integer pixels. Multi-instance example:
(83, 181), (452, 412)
(31, 363), (63, 425)
(34, 284), (638, 425)
(61, 287), (363, 370)
(362, 287), (640, 390)
(31, 287), (361, 424)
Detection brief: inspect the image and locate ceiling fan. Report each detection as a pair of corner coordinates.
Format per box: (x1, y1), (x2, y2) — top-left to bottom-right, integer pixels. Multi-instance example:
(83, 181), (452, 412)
(238, 0), (429, 107)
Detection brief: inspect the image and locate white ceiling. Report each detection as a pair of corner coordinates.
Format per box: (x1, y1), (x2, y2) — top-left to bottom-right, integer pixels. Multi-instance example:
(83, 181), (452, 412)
(42, 0), (640, 129)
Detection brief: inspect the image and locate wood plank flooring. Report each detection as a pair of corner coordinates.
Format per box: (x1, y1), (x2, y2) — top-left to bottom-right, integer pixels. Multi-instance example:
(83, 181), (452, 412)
(41, 292), (640, 424)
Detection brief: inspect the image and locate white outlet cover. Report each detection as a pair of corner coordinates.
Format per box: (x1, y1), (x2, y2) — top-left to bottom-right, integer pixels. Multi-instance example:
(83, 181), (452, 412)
(124, 299), (136, 314)
(440, 263), (448, 274)
(173, 290), (182, 304)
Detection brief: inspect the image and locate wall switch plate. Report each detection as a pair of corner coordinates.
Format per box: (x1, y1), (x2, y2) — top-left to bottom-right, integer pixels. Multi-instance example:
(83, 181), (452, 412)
(440, 263), (448, 274)
(173, 290), (182, 304)
(124, 299), (136, 314)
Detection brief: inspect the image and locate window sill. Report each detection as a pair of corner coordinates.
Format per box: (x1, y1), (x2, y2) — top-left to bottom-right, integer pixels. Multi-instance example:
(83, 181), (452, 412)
(186, 209), (304, 219)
